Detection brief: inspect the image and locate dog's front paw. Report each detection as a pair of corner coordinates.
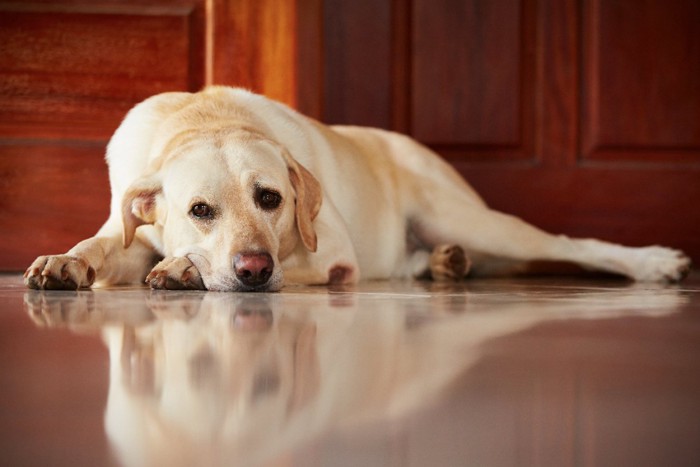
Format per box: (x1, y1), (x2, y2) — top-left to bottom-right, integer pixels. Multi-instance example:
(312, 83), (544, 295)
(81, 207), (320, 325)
(429, 244), (471, 281)
(24, 255), (96, 290)
(147, 256), (205, 290)
(631, 247), (691, 282)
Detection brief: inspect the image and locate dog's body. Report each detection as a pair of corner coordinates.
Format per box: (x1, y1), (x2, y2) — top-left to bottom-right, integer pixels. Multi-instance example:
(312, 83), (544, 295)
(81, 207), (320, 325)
(25, 87), (690, 291)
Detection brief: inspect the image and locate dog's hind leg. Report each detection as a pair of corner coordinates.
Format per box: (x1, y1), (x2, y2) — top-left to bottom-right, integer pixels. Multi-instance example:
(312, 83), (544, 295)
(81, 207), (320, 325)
(357, 128), (689, 283)
(410, 191), (690, 282)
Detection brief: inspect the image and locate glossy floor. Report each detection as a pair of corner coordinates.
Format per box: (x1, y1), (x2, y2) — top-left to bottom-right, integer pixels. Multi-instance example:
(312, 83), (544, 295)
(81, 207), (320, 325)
(1, 273), (700, 467)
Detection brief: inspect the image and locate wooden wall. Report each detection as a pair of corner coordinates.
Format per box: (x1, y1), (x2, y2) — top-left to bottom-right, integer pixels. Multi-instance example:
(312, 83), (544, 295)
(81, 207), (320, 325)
(304, 0), (700, 261)
(1, 0), (699, 270)
(0, 0), (298, 269)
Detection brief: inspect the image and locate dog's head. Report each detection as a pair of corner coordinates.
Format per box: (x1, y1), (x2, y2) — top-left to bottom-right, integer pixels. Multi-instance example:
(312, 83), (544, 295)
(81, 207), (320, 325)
(121, 129), (322, 291)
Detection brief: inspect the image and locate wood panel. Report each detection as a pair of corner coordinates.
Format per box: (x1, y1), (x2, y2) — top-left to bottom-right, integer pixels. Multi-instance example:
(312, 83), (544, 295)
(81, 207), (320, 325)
(536, 0), (579, 167)
(295, 0), (324, 119)
(318, 0), (537, 163)
(467, 0), (698, 259)
(412, 0), (530, 152)
(210, 0), (298, 108)
(311, 0), (700, 261)
(2, 0), (699, 269)
(0, 0), (310, 271)
(0, 1), (204, 141)
(0, 143), (110, 270)
(0, 0), (206, 270)
(581, 0), (700, 164)
(321, 0), (393, 128)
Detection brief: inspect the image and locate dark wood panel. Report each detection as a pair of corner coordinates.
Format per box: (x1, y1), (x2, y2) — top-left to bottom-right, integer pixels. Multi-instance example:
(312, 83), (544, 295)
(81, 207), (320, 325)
(537, 0), (579, 167)
(0, 2), (204, 141)
(0, 143), (110, 270)
(412, 0), (534, 160)
(581, 0), (700, 163)
(296, 0), (324, 119)
(321, 0), (393, 128)
(305, 0), (539, 162)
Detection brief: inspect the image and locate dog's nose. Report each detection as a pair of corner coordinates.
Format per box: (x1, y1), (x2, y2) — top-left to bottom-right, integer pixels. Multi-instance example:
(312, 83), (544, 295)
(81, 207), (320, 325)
(233, 252), (274, 288)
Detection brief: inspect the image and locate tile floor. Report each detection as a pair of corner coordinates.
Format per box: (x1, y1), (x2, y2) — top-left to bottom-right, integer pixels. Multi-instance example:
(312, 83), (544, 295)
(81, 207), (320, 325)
(1, 272), (700, 467)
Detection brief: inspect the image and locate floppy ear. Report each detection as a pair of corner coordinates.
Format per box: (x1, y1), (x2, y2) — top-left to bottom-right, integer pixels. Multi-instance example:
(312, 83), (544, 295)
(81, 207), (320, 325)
(121, 176), (163, 248)
(281, 150), (322, 252)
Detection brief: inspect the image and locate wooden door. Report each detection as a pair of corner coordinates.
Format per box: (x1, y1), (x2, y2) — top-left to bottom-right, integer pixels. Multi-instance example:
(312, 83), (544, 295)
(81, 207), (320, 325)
(0, 0), (298, 269)
(307, 0), (700, 262)
(1, 0), (698, 270)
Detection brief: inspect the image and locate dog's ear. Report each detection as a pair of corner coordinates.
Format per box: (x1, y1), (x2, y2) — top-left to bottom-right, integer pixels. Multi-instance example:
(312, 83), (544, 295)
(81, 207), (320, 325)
(281, 150), (322, 252)
(121, 176), (163, 248)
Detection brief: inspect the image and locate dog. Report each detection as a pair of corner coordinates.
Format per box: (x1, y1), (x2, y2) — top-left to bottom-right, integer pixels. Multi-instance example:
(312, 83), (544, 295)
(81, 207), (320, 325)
(24, 86), (691, 291)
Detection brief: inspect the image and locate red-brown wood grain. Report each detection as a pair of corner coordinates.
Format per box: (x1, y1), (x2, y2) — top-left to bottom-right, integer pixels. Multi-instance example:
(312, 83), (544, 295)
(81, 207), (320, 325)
(0, 2), (204, 141)
(0, 143), (110, 270)
(412, 0), (526, 147)
(581, 0), (700, 164)
(310, 0), (700, 261)
(0, 0), (206, 269)
(0, 0), (301, 270)
(1, 0), (698, 270)
(321, 0), (394, 128)
(209, 0), (299, 108)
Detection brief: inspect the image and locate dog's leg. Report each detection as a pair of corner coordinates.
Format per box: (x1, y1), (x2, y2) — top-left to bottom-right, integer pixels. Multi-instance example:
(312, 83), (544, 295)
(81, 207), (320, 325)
(25, 251), (97, 290)
(281, 203), (360, 286)
(24, 226), (158, 290)
(385, 132), (690, 282)
(414, 203), (691, 282)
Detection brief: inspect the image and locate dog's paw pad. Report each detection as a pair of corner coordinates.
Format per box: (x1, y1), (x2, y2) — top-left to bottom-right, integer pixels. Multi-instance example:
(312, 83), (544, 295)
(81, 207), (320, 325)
(429, 244), (471, 282)
(147, 257), (205, 290)
(24, 255), (95, 290)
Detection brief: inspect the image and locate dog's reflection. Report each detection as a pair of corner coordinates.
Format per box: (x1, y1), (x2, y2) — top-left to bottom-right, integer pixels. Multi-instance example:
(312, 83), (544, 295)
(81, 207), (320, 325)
(23, 285), (689, 467)
(102, 293), (323, 467)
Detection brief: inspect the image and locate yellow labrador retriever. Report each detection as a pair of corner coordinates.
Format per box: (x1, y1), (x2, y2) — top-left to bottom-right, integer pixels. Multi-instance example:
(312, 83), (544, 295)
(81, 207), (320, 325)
(24, 87), (691, 291)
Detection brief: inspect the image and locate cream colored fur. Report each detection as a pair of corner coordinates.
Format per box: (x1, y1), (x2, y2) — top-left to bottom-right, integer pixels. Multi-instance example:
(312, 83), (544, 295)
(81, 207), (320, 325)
(25, 87), (691, 291)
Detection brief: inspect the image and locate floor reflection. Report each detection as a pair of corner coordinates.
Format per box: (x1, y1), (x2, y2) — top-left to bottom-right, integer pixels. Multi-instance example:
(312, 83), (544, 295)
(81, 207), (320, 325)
(20, 281), (694, 467)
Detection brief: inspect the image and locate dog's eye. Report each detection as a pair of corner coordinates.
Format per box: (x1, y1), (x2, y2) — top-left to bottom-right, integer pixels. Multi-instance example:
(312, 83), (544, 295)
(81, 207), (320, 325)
(190, 203), (213, 219)
(256, 189), (282, 211)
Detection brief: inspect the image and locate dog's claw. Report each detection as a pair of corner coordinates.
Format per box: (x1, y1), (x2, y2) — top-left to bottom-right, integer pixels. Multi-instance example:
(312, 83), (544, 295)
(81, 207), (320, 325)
(146, 270), (166, 289)
(24, 255), (95, 290)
